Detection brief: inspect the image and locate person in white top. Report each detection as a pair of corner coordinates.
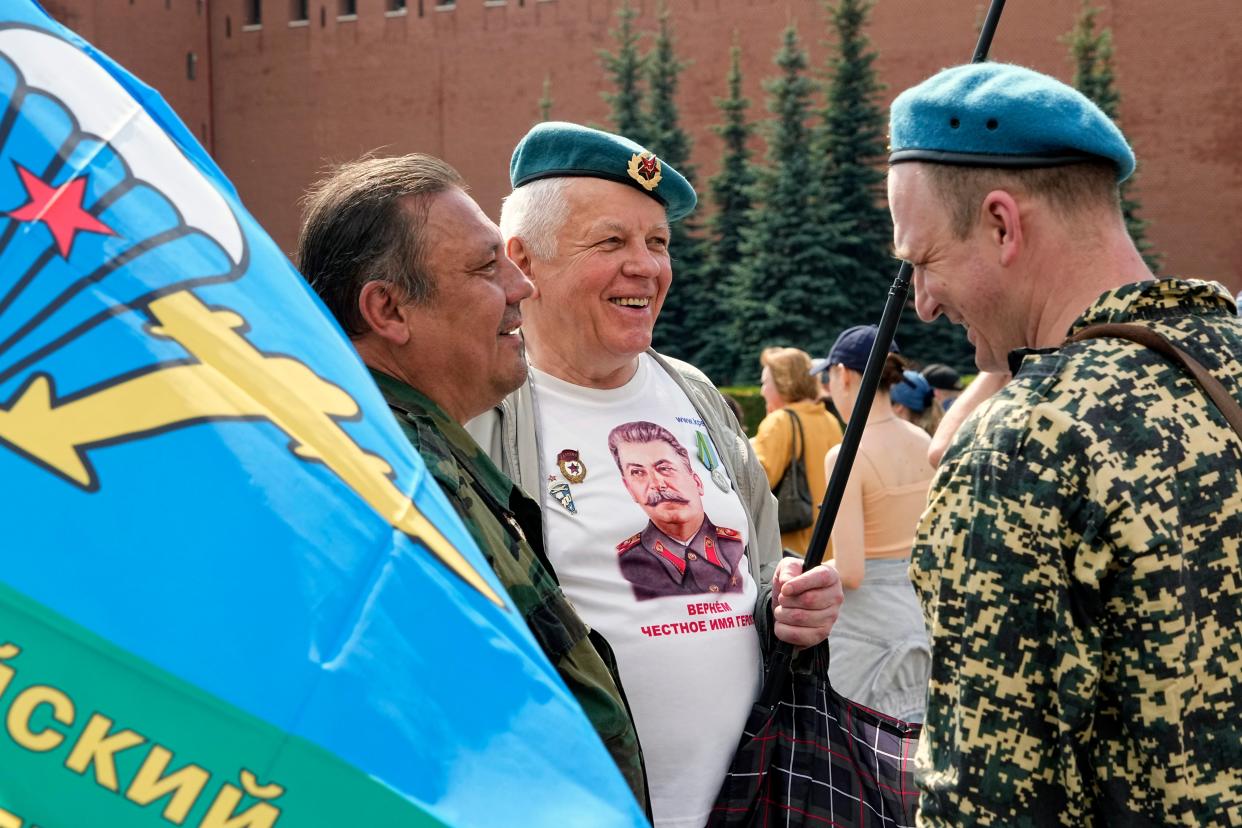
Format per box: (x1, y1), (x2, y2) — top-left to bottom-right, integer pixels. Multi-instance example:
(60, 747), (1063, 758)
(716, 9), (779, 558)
(468, 122), (844, 828)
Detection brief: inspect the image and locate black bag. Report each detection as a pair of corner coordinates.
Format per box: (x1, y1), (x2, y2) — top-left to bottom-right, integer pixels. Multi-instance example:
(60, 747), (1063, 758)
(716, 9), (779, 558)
(773, 409), (813, 533)
(707, 642), (922, 827)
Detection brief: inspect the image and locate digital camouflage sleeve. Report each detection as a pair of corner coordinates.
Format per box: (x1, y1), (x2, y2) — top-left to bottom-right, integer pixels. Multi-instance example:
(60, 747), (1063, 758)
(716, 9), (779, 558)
(911, 279), (1242, 827)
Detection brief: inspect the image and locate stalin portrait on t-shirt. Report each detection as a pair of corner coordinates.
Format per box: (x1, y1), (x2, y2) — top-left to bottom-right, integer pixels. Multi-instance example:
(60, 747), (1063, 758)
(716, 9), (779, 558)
(608, 421), (745, 601)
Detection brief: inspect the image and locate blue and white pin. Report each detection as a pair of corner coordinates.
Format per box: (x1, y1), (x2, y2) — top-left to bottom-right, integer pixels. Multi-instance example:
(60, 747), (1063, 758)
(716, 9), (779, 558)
(549, 481), (577, 515)
(695, 431), (730, 493)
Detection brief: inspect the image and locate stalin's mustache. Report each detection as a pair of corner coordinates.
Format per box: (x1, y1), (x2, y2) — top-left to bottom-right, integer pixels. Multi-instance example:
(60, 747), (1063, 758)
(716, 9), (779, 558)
(644, 489), (689, 507)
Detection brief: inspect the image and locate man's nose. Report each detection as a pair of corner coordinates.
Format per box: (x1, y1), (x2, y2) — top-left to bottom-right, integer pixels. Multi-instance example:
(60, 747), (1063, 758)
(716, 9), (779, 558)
(912, 269), (940, 323)
(620, 238), (661, 279)
(502, 256), (535, 304)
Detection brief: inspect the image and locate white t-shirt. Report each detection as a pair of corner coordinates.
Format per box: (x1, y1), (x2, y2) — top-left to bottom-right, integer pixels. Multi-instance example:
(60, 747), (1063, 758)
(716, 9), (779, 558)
(529, 355), (761, 828)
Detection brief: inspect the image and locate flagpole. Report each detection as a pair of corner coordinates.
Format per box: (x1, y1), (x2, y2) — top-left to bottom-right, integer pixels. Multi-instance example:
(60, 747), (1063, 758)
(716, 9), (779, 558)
(755, 0), (1007, 714)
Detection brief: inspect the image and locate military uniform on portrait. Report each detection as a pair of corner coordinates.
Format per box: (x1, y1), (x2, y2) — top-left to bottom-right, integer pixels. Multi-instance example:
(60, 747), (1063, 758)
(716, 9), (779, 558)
(617, 518), (745, 602)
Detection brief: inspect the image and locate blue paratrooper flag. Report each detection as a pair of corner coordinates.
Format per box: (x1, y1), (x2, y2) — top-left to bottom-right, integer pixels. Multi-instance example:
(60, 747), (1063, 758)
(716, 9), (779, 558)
(0, 3), (646, 826)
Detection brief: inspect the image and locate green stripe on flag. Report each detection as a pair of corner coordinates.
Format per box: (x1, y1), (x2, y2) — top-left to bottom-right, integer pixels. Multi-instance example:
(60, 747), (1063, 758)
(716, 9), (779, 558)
(0, 582), (446, 827)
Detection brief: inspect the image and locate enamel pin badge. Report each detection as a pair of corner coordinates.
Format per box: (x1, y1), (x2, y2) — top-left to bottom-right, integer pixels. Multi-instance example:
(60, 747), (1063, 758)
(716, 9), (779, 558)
(626, 151), (662, 192)
(549, 482), (577, 515)
(556, 449), (587, 484)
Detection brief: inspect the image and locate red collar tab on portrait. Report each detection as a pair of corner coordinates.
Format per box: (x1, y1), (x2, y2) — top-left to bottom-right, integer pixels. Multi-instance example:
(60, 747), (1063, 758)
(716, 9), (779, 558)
(653, 540), (686, 575)
(703, 536), (724, 569)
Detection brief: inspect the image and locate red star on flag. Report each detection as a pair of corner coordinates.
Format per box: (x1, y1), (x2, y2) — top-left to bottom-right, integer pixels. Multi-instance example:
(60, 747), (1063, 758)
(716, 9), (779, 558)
(5, 165), (115, 258)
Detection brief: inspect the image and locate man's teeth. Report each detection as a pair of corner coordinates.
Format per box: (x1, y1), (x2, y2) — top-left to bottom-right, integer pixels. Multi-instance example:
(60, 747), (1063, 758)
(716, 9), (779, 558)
(611, 297), (650, 308)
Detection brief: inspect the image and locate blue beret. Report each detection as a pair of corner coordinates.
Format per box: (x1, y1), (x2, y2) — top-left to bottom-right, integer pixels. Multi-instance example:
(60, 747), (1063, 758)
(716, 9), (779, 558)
(827, 324), (899, 374)
(509, 121), (697, 221)
(890, 370), (934, 414)
(889, 62), (1135, 182)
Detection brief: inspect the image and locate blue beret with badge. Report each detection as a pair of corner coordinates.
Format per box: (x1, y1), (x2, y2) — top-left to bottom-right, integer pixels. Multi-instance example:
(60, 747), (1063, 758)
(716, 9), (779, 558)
(509, 121), (698, 221)
(889, 62), (1135, 182)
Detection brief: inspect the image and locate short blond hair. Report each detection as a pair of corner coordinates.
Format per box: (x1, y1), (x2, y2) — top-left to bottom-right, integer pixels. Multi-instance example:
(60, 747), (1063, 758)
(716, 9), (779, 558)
(760, 347), (819, 403)
(922, 160), (1120, 240)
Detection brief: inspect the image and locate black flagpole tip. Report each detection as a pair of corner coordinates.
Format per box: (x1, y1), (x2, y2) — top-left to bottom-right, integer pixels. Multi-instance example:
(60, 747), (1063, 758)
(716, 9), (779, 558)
(972, 0), (1007, 63)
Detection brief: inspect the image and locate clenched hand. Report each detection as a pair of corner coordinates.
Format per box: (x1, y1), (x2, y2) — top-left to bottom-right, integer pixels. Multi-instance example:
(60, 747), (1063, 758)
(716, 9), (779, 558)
(770, 558), (843, 648)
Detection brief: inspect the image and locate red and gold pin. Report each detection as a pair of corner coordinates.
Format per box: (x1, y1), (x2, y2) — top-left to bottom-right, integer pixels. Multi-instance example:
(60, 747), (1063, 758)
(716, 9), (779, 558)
(627, 151), (662, 191)
(556, 449), (587, 484)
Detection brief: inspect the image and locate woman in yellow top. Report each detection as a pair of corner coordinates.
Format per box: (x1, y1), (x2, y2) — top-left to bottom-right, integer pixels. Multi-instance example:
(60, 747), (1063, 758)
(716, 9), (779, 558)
(822, 325), (932, 722)
(750, 347), (843, 555)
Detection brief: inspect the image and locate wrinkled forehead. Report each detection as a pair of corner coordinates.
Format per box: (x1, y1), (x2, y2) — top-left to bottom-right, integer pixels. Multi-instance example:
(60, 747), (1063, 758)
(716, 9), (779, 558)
(886, 162), (931, 207)
(564, 178), (670, 233)
(424, 187), (500, 238)
(887, 164), (943, 251)
(421, 187), (503, 262)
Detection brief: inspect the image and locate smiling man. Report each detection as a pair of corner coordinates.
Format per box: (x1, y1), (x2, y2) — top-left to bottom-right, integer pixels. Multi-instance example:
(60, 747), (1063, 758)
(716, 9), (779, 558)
(888, 64), (1242, 825)
(468, 123), (843, 827)
(295, 154), (650, 812)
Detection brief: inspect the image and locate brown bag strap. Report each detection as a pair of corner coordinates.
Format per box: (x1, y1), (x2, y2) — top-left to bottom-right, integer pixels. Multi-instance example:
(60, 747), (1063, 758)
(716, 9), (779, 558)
(1067, 322), (1242, 440)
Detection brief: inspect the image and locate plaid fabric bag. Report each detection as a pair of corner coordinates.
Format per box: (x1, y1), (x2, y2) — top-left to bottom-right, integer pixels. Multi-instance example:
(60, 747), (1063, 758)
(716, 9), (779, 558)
(707, 643), (922, 827)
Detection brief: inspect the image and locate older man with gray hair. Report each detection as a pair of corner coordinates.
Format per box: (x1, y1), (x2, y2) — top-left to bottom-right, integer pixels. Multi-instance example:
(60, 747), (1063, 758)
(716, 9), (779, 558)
(469, 122), (844, 827)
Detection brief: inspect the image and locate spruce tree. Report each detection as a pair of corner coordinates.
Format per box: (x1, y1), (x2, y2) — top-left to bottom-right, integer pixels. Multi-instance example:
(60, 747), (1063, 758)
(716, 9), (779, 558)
(814, 0), (972, 370)
(697, 38), (755, 383)
(600, 1), (649, 147)
(642, 2), (708, 365)
(814, 0), (889, 315)
(643, 2), (692, 180)
(732, 25), (853, 382)
(1066, 3), (1162, 272)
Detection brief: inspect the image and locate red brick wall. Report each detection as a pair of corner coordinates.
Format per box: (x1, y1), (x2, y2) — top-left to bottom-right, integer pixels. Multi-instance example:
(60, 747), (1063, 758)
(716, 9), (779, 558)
(45, 0), (1242, 292)
(46, 0), (214, 150)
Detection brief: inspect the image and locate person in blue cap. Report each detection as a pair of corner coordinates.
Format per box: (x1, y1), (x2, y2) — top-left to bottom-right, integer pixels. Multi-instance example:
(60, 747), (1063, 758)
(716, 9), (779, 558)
(467, 122), (844, 827)
(888, 63), (1242, 824)
(891, 369), (940, 437)
(818, 325), (933, 723)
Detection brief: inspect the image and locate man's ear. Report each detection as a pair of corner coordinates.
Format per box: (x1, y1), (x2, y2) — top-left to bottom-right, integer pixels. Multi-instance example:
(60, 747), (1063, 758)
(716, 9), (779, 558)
(506, 236), (539, 298)
(357, 280), (411, 346)
(980, 189), (1023, 267)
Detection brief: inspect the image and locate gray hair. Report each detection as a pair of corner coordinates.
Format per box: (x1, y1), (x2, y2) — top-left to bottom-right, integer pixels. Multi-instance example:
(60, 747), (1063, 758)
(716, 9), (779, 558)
(498, 176), (572, 260)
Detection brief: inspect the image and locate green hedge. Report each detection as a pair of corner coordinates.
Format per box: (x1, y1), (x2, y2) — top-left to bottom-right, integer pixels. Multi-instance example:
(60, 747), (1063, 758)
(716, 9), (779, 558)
(718, 386), (765, 437)
(721, 375), (980, 439)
